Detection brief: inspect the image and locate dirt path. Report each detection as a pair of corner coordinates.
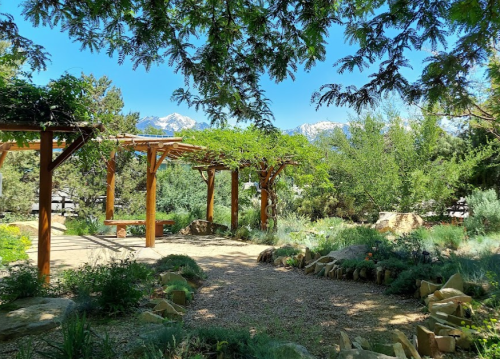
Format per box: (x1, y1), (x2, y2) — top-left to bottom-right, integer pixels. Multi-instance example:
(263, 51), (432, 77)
(8, 235), (427, 357)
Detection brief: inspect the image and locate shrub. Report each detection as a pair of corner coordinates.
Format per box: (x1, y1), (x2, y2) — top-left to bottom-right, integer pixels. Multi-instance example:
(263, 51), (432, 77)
(164, 280), (194, 302)
(431, 225), (465, 250)
(0, 225), (31, 265)
(337, 226), (386, 249)
(234, 226), (251, 240)
(385, 264), (437, 295)
(65, 217), (101, 236)
(62, 259), (154, 314)
(154, 254), (205, 280)
(465, 189), (500, 235)
(341, 259), (361, 269)
(378, 258), (408, 273)
(0, 264), (46, 303)
(355, 260), (376, 270)
(273, 246), (301, 259)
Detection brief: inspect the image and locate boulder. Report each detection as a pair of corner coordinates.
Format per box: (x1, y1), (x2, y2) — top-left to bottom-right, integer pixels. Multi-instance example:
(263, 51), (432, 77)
(0, 297), (76, 341)
(435, 336), (456, 353)
(374, 212), (424, 234)
(314, 262), (326, 274)
(433, 288), (466, 300)
(384, 270), (392, 285)
(178, 220), (228, 235)
(429, 301), (458, 316)
(153, 299), (183, 319)
(441, 273), (464, 293)
(353, 269), (360, 281)
(339, 331), (352, 350)
(353, 336), (371, 350)
(274, 256), (284, 266)
(8, 221), (67, 236)
(139, 311), (164, 324)
(420, 281), (441, 298)
(376, 267), (384, 285)
(416, 325), (439, 358)
(159, 272), (187, 285)
(336, 267), (344, 280)
(359, 267), (368, 280)
(171, 290), (187, 306)
(392, 330), (421, 359)
(338, 349), (398, 359)
(305, 247), (312, 263)
(393, 343), (407, 358)
(257, 247), (275, 263)
(324, 261), (336, 276)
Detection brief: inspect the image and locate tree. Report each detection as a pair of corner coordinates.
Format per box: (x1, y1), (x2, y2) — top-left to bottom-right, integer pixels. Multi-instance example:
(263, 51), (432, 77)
(178, 127), (327, 229)
(313, 0), (500, 130)
(17, 0), (340, 128)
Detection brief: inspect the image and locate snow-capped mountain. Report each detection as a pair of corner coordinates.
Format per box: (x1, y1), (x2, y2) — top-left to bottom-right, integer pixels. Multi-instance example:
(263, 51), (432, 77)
(284, 121), (350, 141)
(137, 113), (210, 135)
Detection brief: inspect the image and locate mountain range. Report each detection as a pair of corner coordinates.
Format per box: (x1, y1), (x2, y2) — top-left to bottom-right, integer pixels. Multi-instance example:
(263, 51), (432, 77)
(138, 113), (348, 141)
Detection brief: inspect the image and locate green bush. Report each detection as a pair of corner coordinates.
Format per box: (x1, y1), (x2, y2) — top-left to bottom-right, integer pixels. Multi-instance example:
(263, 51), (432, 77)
(337, 226), (386, 248)
(341, 259), (361, 269)
(154, 254), (205, 280)
(465, 189), (500, 235)
(355, 260), (376, 270)
(0, 225), (31, 265)
(234, 226), (251, 240)
(385, 264), (437, 295)
(239, 207), (261, 229)
(65, 217), (101, 236)
(273, 246), (301, 259)
(62, 259), (154, 314)
(378, 258), (408, 273)
(431, 225), (465, 250)
(164, 280), (194, 302)
(0, 264), (46, 303)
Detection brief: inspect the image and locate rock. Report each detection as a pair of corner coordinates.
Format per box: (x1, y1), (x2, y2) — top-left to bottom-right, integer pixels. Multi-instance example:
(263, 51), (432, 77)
(268, 342), (316, 359)
(314, 252), (321, 260)
(257, 247), (274, 263)
(431, 295), (472, 306)
(52, 215), (67, 225)
(384, 270), (392, 285)
(374, 212), (424, 234)
(434, 323), (458, 335)
(433, 288), (466, 300)
(392, 329), (421, 359)
(345, 267), (355, 279)
(171, 290), (186, 306)
(160, 272), (187, 285)
(153, 299), (182, 319)
(376, 267), (384, 285)
(0, 297), (76, 341)
(446, 314), (471, 327)
(314, 262), (326, 274)
(435, 336), (455, 353)
(393, 343), (407, 358)
(441, 273), (464, 293)
(324, 261), (336, 276)
(8, 221), (67, 236)
(274, 256), (284, 266)
(336, 267), (344, 280)
(425, 294), (439, 306)
(297, 253), (306, 268)
(338, 349), (398, 359)
(305, 262), (316, 274)
(416, 325), (439, 358)
(359, 267), (368, 280)
(353, 269), (360, 281)
(420, 280), (441, 298)
(353, 336), (371, 350)
(339, 331), (352, 350)
(139, 311), (164, 323)
(429, 301), (458, 316)
(305, 247), (312, 262)
(327, 245), (367, 262)
(178, 220), (229, 235)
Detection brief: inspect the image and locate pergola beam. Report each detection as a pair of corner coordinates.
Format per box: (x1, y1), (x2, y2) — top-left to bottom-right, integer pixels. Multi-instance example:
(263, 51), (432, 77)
(48, 129), (95, 172)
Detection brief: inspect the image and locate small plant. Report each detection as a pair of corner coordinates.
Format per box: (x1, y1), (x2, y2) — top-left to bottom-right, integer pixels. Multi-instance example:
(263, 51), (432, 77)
(155, 254), (205, 280)
(164, 280), (194, 302)
(385, 264), (438, 295)
(465, 189), (500, 235)
(272, 246), (301, 259)
(431, 224), (465, 250)
(471, 318), (500, 359)
(378, 258), (407, 273)
(234, 226), (251, 240)
(39, 313), (115, 359)
(15, 338), (34, 359)
(0, 225), (31, 265)
(355, 260), (376, 271)
(0, 263), (46, 303)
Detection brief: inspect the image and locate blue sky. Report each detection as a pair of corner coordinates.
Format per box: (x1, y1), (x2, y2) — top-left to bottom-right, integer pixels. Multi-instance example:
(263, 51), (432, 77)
(2, 2), (428, 129)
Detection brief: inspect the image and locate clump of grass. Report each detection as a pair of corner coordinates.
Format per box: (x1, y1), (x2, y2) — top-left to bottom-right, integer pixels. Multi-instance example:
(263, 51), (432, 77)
(273, 246), (301, 259)
(164, 279), (194, 302)
(154, 254), (205, 280)
(0, 225), (31, 265)
(431, 224), (465, 250)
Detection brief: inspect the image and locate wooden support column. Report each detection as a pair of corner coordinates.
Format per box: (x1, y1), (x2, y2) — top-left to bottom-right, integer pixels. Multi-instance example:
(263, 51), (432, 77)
(105, 151), (116, 220)
(38, 131), (53, 282)
(206, 168), (215, 222)
(146, 148), (157, 247)
(231, 169), (239, 232)
(0, 151), (8, 168)
(260, 173), (269, 231)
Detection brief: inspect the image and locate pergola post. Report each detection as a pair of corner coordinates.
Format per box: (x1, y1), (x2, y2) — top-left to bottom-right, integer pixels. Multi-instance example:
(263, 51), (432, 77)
(0, 151), (8, 168)
(231, 169), (239, 231)
(38, 131), (53, 282)
(105, 151), (116, 220)
(146, 148), (157, 247)
(260, 172), (269, 231)
(206, 168), (215, 222)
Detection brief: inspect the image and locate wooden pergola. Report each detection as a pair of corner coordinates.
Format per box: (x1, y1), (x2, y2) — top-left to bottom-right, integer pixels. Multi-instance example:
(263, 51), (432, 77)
(194, 159), (297, 231)
(0, 123), (103, 281)
(101, 134), (204, 247)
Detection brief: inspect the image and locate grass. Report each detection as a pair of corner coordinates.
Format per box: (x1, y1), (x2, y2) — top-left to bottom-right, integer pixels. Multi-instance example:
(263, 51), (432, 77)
(0, 225), (31, 265)
(154, 254), (205, 280)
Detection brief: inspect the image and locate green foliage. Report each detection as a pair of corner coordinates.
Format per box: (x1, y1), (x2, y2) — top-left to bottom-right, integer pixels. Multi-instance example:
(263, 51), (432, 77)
(0, 224), (31, 265)
(355, 260), (376, 271)
(465, 189), (500, 235)
(154, 254), (205, 281)
(65, 218), (101, 236)
(378, 258), (408, 273)
(39, 313), (115, 359)
(431, 225), (465, 250)
(474, 317), (500, 359)
(385, 264), (438, 295)
(273, 246), (301, 259)
(164, 280), (194, 302)
(0, 263), (45, 302)
(62, 260), (154, 314)
(341, 259), (360, 270)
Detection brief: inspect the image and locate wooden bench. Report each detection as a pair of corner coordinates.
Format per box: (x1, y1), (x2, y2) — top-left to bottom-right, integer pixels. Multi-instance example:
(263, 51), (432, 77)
(103, 220), (175, 238)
